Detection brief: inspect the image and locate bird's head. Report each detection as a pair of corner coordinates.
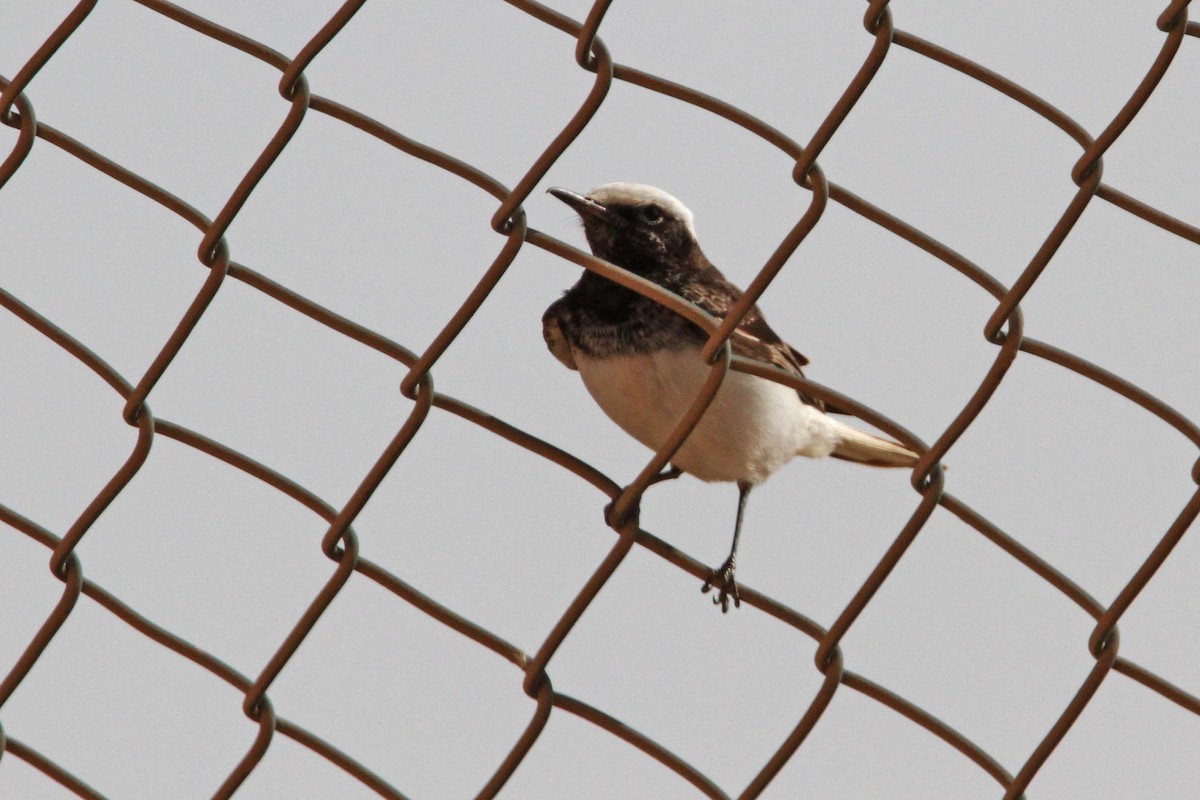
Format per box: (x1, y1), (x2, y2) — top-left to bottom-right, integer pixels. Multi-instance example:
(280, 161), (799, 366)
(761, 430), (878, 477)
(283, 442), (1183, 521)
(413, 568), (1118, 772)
(548, 183), (703, 278)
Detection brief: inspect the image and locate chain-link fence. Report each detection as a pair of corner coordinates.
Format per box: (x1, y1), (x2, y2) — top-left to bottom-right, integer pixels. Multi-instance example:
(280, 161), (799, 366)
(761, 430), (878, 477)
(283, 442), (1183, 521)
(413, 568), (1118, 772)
(2, 1), (1197, 798)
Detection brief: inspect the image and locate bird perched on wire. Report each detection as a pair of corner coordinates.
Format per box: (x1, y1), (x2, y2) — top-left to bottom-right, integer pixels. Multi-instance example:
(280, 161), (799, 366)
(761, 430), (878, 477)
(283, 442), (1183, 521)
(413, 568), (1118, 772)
(543, 183), (918, 612)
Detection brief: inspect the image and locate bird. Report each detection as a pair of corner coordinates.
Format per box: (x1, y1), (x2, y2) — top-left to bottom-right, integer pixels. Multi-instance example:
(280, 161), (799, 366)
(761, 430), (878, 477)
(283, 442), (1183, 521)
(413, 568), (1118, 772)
(542, 182), (918, 612)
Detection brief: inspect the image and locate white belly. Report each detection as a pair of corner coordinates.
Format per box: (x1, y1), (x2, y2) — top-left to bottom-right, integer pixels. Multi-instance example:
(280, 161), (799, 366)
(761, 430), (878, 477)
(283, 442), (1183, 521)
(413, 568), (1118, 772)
(574, 348), (838, 483)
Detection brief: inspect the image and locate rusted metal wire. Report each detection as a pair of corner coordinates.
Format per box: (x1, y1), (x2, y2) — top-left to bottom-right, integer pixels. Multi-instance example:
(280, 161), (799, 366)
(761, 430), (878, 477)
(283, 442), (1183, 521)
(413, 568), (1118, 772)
(1, 1), (1197, 798)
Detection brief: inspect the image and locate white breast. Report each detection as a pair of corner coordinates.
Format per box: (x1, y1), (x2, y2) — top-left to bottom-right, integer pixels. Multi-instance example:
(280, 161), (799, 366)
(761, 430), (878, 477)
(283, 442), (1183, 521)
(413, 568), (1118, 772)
(574, 348), (838, 484)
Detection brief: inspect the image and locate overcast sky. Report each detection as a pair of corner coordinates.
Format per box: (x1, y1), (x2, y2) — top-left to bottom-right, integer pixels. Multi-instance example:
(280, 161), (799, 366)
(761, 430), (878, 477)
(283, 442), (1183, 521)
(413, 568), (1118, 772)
(2, 1), (1197, 798)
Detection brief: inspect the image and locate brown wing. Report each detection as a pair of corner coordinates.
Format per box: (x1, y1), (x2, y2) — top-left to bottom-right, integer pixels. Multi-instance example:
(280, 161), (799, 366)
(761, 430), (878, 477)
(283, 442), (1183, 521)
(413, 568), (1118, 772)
(542, 297), (578, 370)
(676, 266), (840, 412)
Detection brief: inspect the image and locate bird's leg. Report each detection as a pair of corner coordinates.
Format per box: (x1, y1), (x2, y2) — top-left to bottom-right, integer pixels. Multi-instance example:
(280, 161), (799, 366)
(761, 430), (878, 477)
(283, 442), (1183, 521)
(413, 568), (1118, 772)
(702, 481), (752, 613)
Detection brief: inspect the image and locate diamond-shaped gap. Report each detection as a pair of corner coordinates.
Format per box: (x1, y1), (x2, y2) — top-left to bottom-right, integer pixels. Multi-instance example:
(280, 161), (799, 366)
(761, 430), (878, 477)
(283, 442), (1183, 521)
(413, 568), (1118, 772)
(571, 0), (871, 143)
(900, 0), (1170, 135)
(266, 570), (532, 800)
(0, 142), (213, 386)
(0, 593), (254, 799)
(144, 273), (408, 508)
(500, 705), (728, 800)
(15, 0), (291, 215)
(534, 64), (872, 307)
(820, 43), (1084, 291)
(762, 198), (999, 445)
(834, 508), (1097, 770)
(71, 432), (335, 678)
(545, 543), (831, 792)
(305, 0), (599, 186)
(351, 400), (619, 653)
(767, 680), (1006, 799)
(1021, 199), (1200, 425)
(220, 110), (510, 356)
(948, 350), (1198, 603)
(538, 69), (812, 241)
(0, 307), (139, 534)
(1024, 668), (1200, 798)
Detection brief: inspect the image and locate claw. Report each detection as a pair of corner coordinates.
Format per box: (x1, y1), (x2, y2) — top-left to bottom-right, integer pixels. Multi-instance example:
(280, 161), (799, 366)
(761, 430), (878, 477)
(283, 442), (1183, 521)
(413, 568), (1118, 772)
(605, 468), (680, 527)
(700, 557), (740, 613)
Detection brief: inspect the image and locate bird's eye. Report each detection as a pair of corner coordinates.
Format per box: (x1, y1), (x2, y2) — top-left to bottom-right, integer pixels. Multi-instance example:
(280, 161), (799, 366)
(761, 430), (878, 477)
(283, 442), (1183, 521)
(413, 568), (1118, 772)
(640, 204), (663, 223)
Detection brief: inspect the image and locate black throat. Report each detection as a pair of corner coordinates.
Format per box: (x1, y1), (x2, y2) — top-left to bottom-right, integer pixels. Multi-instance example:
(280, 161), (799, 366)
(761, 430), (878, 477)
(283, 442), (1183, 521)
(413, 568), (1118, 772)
(557, 253), (713, 358)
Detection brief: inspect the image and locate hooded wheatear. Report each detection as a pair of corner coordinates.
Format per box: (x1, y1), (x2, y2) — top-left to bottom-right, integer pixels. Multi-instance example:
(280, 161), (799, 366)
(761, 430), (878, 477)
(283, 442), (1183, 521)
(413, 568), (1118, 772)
(543, 183), (917, 611)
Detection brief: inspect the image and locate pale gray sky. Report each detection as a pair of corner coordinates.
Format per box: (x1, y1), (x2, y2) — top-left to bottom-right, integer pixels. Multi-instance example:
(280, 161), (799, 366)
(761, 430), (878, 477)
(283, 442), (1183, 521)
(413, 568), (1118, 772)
(2, 1), (1197, 799)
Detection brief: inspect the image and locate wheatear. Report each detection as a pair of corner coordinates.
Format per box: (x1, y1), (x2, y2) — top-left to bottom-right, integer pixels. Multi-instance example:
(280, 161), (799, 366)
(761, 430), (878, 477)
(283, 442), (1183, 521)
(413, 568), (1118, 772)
(543, 183), (917, 611)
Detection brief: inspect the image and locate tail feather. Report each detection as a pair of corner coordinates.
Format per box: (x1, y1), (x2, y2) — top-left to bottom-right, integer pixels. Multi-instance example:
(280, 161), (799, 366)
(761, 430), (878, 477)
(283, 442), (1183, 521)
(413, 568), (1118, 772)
(827, 419), (919, 468)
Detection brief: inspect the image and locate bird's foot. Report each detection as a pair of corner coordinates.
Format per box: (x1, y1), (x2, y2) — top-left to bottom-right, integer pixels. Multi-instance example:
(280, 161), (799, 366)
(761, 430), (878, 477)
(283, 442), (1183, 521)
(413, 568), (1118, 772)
(701, 557), (740, 613)
(646, 464), (683, 487)
(604, 468), (680, 527)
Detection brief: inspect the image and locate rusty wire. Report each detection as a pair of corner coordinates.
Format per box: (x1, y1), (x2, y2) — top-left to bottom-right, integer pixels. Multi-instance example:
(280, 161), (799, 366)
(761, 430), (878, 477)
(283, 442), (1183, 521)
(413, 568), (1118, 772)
(1, 1), (1198, 798)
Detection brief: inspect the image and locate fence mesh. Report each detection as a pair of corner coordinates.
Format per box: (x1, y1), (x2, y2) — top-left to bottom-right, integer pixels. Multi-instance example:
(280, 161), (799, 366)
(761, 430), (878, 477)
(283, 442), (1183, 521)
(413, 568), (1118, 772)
(1, 1), (1198, 798)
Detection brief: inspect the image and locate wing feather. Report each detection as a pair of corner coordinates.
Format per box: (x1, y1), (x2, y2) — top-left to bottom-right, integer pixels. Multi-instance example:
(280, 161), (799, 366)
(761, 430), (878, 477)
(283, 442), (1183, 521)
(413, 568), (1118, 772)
(676, 266), (838, 412)
(542, 298), (578, 370)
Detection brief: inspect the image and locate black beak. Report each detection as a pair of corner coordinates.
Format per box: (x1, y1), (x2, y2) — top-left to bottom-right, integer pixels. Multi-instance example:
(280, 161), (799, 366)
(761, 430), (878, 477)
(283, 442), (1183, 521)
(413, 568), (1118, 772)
(548, 187), (608, 221)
